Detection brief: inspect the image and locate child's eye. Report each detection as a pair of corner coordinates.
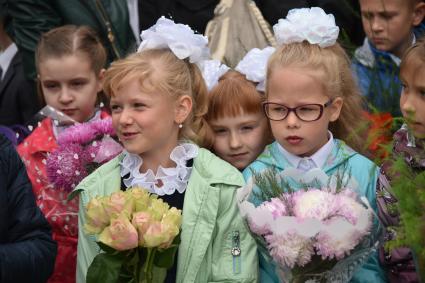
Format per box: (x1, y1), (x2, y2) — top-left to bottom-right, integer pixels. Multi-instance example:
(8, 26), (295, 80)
(241, 126), (254, 132)
(43, 83), (59, 90)
(110, 104), (122, 112)
(133, 103), (146, 109)
(298, 107), (315, 112)
(361, 13), (372, 20)
(381, 13), (394, 20)
(271, 106), (286, 113)
(213, 128), (227, 135)
(71, 80), (86, 87)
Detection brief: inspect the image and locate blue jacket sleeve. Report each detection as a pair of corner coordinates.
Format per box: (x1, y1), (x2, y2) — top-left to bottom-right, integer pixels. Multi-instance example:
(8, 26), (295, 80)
(0, 134), (57, 283)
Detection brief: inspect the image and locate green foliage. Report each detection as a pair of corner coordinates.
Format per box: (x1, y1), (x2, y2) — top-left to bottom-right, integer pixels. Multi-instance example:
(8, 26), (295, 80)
(250, 162), (353, 203)
(385, 154), (425, 277)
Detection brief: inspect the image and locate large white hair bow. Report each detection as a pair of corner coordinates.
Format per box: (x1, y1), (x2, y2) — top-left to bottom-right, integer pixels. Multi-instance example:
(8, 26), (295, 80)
(137, 16), (210, 63)
(198, 60), (230, 91)
(273, 7), (339, 48)
(235, 46), (275, 92)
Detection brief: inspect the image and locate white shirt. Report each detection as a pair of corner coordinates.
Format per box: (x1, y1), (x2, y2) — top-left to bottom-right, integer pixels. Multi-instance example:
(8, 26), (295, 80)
(0, 43), (18, 80)
(278, 131), (335, 171)
(126, 0), (140, 44)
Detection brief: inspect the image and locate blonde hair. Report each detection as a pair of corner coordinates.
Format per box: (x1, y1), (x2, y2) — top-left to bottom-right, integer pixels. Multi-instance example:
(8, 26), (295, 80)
(400, 37), (425, 72)
(103, 49), (210, 146)
(267, 41), (367, 154)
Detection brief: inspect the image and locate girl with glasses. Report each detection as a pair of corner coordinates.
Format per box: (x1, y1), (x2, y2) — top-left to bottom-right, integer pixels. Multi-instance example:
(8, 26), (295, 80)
(243, 7), (386, 283)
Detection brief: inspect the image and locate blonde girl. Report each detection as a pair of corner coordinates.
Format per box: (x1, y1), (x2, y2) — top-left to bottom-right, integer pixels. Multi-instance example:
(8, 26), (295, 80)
(243, 7), (386, 283)
(74, 17), (258, 283)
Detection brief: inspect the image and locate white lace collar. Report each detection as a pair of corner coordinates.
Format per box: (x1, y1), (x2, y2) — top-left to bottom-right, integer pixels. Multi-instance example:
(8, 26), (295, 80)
(120, 143), (198, 196)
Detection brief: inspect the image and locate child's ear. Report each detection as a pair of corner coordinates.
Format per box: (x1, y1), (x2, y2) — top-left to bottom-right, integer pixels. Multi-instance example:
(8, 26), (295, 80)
(96, 68), (106, 92)
(329, 97), (343, 122)
(174, 95), (193, 124)
(413, 2), (425, 26)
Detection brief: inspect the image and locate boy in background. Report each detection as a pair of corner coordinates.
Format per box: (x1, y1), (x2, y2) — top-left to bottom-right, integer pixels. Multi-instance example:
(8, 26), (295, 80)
(352, 0), (425, 116)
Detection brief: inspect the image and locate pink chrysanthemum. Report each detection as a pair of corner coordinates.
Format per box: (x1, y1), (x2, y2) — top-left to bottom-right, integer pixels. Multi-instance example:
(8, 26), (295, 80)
(46, 143), (89, 191)
(58, 117), (115, 145)
(47, 118), (122, 192)
(258, 197), (289, 219)
(334, 194), (366, 225)
(265, 230), (314, 268)
(314, 216), (369, 260)
(248, 218), (271, 236)
(92, 118), (115, 136)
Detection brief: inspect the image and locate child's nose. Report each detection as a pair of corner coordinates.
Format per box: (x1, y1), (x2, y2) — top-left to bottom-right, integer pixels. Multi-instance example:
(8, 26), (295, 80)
(401, 95), (416, 116)
(58, 88), (74, 104)
(119, 109), (133, 125)
(286, 111), (300, 128)
(371, 17), (384, 33)
(229, 132), (242, 149)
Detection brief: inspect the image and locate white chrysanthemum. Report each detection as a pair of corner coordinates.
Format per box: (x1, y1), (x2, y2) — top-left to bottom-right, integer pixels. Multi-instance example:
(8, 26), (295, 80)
(273, 7), (339, 48)
(138, 16), (210, 63)
(235, 46), (275, 91)
(292, 189), (336, 221)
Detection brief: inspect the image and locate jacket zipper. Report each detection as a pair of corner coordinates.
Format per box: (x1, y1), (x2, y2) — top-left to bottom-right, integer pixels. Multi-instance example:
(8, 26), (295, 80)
(231, 230), (241, 274)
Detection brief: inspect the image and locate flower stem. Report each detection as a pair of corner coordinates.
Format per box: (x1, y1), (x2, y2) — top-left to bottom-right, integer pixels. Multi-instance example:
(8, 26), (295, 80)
(142, 248), (157, 283)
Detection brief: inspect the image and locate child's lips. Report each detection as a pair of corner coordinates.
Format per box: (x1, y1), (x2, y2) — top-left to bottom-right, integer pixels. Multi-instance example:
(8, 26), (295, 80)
(286, 136), (303, 145)
(121, 132), (138, 140)
(61, 108), (77, 116)
(229, 152), (248, 158)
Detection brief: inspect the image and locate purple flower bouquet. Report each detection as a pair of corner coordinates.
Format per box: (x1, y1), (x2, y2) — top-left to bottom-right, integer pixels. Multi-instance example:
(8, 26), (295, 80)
(237, 168), (382, 283)
(47, 117), (123, 191)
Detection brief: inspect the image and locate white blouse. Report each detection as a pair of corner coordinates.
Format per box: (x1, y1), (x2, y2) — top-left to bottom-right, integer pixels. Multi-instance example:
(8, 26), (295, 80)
(120, 143), (198, 196)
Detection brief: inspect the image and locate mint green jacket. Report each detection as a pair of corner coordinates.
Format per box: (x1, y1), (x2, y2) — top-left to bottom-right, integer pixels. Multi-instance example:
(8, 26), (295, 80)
(74, 148), (259, 283)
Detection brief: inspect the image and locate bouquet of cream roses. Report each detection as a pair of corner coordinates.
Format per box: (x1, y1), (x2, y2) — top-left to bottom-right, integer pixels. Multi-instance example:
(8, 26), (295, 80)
(238, 167), (381, 283)
(84, 187), (182, 283)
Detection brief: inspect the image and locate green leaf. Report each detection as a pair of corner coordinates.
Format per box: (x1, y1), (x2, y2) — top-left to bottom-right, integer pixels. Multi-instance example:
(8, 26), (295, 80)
(87, 253), (125, 283)
(154, 235), (181, 268)
(97, 242), (120, 254)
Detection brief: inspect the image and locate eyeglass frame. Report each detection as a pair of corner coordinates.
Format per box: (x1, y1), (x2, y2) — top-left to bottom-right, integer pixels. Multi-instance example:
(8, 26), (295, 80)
(262, 99), (334, 122)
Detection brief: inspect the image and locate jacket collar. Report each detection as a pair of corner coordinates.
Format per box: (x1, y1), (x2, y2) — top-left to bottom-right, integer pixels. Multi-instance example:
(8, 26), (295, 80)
(258, 139), (357, 174)
(0, 43), (18, 79)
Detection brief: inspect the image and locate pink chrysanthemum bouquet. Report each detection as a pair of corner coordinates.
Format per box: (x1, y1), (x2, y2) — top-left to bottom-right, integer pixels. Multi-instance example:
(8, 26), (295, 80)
(46, 117), (123, 192)
(237, 168), (381, 283)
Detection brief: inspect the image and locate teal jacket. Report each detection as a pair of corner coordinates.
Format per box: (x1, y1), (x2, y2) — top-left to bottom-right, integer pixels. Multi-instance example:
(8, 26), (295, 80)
(243, 140), (388, 283)
(74, 148), (259, 283)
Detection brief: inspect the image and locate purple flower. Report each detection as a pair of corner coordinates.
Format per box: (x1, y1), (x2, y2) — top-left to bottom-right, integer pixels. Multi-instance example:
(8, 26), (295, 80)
(47, 143), (89, 191)
(58, 117), (115, 146)
(47, 117), (123, 192)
